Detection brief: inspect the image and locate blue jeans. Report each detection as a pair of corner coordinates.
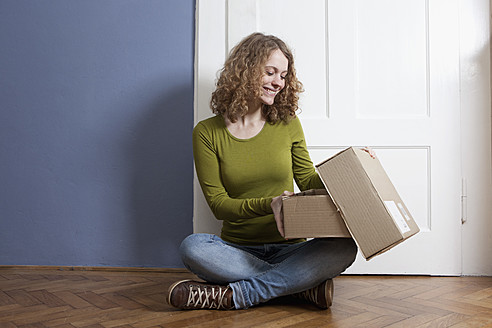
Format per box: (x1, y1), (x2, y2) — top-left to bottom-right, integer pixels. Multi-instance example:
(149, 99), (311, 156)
(179, 233), (357, 309)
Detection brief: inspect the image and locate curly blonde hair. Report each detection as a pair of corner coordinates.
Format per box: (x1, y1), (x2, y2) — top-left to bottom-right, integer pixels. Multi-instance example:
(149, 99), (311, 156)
(210, 33), (304, 124)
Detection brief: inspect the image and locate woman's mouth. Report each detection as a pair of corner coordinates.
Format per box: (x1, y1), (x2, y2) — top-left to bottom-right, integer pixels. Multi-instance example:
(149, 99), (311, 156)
(263, 87), (279, 96)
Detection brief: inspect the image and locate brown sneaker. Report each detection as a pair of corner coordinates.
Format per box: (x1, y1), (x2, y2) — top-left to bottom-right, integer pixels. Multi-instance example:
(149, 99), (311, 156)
(167, 279), (234, 310)
(293, 279), (334, 309)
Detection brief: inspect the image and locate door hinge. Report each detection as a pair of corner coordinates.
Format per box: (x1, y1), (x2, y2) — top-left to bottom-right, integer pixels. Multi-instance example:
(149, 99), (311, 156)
(461, 178), (467, 224)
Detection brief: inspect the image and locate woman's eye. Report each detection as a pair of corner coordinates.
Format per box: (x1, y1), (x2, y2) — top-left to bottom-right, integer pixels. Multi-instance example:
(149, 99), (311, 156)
(281, 75), (286, 80)
(266, 71), (274, 76)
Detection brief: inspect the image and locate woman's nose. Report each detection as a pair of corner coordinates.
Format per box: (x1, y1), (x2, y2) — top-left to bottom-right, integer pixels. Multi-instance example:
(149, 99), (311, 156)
(272, 75), (283, 87)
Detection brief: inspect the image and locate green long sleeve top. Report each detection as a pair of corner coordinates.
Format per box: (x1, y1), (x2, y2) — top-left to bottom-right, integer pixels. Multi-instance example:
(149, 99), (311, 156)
(192, 115), (324, 245)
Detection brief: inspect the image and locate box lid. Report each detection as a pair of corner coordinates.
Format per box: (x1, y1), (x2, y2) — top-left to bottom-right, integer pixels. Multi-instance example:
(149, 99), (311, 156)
(315, 147), (419, 259)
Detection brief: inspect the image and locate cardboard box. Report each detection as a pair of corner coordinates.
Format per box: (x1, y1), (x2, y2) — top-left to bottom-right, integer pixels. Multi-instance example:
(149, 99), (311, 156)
(283, 147), (420, 260)
(283, 189), (351, 238)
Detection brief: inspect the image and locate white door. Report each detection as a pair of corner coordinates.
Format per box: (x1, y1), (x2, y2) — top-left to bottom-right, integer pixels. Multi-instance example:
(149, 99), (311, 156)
(195, 0), (462, 275)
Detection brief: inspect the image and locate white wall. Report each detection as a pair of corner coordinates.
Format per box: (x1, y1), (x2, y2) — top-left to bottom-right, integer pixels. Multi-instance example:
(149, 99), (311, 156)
(460, 0), (492, 275)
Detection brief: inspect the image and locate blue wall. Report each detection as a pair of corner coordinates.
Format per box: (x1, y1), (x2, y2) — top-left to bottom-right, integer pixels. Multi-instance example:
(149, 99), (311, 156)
(0, 0), (195, 267)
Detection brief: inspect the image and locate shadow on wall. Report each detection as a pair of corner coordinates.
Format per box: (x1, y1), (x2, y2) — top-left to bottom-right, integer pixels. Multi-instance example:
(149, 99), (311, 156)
(129, 84), (193, 267)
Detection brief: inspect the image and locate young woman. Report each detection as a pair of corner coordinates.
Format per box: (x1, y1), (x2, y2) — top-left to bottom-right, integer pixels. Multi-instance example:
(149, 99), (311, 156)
(167, 33), (358, 310)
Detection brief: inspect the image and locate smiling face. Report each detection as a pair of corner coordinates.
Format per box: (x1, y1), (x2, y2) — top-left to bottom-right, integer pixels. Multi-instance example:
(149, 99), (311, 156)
(212, 33), (302, 123)
(259, 49), (289, 106)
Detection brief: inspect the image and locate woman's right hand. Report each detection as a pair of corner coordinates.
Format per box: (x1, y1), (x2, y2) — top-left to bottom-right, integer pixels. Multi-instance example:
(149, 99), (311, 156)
(271, 190), (295, 238)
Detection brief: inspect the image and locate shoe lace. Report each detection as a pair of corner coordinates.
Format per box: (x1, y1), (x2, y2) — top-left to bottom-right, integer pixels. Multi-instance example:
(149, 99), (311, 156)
(186, 284), (230, 309)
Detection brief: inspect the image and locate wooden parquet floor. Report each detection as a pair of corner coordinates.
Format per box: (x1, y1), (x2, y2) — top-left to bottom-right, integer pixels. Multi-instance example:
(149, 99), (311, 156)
(0, 267), (491, 328)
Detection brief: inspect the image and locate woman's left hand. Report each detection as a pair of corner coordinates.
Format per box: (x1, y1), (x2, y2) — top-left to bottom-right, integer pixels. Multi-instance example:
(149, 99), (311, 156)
(361, 146), (377, 159)
(271, 190), (295, 238)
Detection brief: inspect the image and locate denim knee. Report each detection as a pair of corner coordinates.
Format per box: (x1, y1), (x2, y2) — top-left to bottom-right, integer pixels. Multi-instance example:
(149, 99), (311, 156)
(315, 237), (358, 268)
(343, 238), (358, 265)
(179, 233), (210, 265)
